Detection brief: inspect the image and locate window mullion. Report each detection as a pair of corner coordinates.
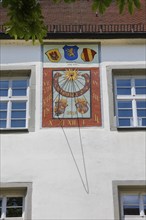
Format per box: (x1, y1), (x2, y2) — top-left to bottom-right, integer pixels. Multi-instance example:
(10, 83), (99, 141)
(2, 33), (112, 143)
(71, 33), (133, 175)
(120, 195), (124, 220)
(131, 78), (135, 96)
(132, 99), (137, 127)
(25, 101), (29, 129)
(139, 194), (145, 217)
(7, 80), (12, 129)
(7, 101), (11, 129)
(132, 78), (137, 127)
(1, 197), (6, 219)
(26, 84), (30, 128)
(22, 197), (25, 219)
(9, 80), (12, 98)
(116, 95), (132, 100)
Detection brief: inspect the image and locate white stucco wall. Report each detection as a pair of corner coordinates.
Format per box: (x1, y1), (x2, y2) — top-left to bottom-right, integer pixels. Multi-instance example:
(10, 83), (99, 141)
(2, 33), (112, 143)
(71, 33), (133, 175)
(0, 39), (146, 220)
(101, 39), (146, 62)
(0, 43), (42, 64)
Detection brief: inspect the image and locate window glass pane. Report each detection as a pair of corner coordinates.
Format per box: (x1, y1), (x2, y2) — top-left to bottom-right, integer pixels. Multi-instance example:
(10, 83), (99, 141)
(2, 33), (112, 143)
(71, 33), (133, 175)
(11, 102), (27, 128)
(143, 195), (146, 204)
(12, 80), (28, 96)
(117, 88), (131, 95)
(7, 197), (23, 206)
(123, 195), (139, 204)
(123, 195), (140, 215)
(137, 101), (146, 108)
(118, 101), (132, 108)
(0, 102), (7, 110)
(117, 79), (131, 87)
(135, 79), (146, 86)
(12, 102), (26, 110)
(123, 206), (139, 215)
(0, 120), (6, 128)
(136, 88), (146, 94)
(12, 89), (27, 96)
(11, 111), (26, 119)
(0, 80), (9, 88)
(137, 109), (146, 117)
(144, 195), (146, 215)
(0, 89), (8, 96)
(6, 208), (22, 217)
(11, 120), (26, 128)
(118, 110), (132, 117)
(142, 118), (146, 126)
(0, 80), (9, 97)
(6, 197), (23, 217)
(119, 118), (131, 126)
(138, 118), (146, 126)
(12, 80), (27, 88)
(0, 111), (7, 119)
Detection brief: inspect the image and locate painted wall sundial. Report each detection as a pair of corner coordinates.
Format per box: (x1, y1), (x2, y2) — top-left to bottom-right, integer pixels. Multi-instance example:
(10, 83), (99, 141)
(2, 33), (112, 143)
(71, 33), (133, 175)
(43, 68), (101, 127)
(53, 69), (91, 119)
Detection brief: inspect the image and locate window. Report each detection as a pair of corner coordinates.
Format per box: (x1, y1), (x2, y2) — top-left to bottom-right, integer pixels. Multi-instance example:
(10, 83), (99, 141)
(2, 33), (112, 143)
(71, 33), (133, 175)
(0, 78), (29, 129)
(120, 193), (146, 219)
(0, 67), (36, 131)
(0, 196), (24, 219)
(0, 182), (32, 220)
(112, 181), (146, 220)
(114, 76), (146, 128)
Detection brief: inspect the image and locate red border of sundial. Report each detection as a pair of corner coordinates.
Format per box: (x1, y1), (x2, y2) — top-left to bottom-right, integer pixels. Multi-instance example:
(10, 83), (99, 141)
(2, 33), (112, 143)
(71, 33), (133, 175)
(42, 68), (101, 127)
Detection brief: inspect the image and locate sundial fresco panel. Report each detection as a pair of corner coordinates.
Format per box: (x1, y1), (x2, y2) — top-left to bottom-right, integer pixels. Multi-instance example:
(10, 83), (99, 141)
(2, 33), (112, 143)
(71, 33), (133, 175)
(53, 69), (91, 119)
(43, 68), (101, 127)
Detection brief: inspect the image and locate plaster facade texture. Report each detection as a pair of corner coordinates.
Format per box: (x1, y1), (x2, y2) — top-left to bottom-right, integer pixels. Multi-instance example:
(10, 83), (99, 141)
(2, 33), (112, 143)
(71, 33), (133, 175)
(0, 39), (146, 220)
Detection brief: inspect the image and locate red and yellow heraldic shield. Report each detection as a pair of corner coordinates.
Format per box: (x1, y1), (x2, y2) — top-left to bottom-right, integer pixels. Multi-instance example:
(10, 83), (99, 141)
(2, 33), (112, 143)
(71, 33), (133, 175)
(81, 48), (97, 62)
(45, 49), (61, 62)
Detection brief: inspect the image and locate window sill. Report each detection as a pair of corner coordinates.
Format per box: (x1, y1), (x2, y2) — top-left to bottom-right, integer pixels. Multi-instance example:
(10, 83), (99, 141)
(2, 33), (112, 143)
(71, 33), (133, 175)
(3, 218), (23, 220)
(124, 216), (146, 220)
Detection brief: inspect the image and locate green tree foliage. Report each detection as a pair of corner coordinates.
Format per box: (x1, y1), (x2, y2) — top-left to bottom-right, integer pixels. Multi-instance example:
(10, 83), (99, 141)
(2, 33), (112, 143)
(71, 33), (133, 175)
(1, 0), (141, 43)
(54, 0), (141, 14)
(2, 0), (47, 43)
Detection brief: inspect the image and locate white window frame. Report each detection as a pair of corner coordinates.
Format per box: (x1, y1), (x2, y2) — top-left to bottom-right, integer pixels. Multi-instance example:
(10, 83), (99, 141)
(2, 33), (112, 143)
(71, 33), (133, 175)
(114, 75), (146, 128)
(112, 181), (146, 220)
(0, 66), (36, 132)
(0, 182), (32, 220)
(0, 76), (30, 130)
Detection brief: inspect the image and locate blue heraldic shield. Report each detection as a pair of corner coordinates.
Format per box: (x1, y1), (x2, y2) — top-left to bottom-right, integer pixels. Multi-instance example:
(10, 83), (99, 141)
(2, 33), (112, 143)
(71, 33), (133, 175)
(63, 45), (79, 61)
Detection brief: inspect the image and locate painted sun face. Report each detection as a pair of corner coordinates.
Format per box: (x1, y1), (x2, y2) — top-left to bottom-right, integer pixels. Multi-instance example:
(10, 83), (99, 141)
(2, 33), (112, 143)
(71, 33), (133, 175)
(65, 69), (79, 81)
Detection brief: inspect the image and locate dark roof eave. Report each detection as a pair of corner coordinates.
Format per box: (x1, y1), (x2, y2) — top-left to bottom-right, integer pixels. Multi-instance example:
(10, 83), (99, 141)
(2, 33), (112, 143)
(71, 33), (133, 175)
(45, 32), (146, 39)
(0, 32), (146, 40)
